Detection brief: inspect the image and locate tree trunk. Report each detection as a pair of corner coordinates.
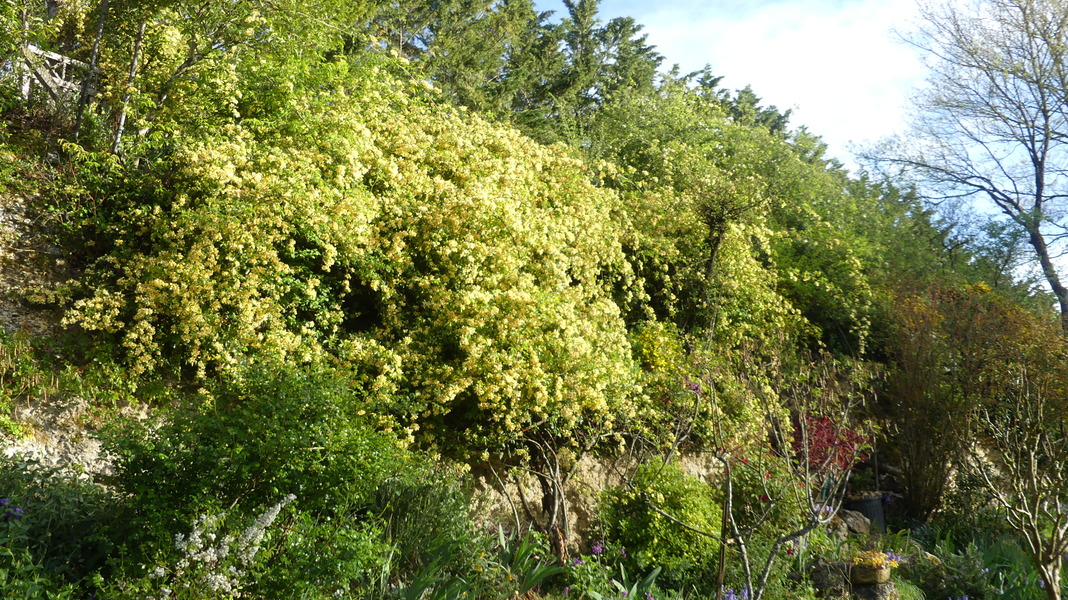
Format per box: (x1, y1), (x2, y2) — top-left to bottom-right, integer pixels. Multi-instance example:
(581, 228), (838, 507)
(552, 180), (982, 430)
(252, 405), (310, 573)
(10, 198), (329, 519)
(112, 19), (146, 154)
(75, 0), (108, 138)
(1038, 562), (1061, 600)
(1026, 226), (1068, 334)
(18, 7), (30, 99)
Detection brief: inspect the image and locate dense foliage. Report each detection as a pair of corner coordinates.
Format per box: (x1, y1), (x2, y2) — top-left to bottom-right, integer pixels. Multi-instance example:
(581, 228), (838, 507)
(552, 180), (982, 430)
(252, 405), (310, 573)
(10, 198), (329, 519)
(1, 0), (1066, 598)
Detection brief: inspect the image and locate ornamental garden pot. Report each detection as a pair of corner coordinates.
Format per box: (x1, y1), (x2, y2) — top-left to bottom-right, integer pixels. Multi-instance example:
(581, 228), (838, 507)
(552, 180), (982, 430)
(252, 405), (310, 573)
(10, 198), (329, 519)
(850, 564), (891, 585)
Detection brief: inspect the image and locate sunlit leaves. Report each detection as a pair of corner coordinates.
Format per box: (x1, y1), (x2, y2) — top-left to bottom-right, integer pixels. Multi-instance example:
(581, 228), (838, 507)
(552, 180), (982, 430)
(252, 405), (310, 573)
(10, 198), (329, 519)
(67, 60), (638, 455)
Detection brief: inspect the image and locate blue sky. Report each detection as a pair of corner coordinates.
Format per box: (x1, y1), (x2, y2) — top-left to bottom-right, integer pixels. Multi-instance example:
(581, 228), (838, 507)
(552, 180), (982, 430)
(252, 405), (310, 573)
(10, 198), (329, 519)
(535, 0), (928, 170)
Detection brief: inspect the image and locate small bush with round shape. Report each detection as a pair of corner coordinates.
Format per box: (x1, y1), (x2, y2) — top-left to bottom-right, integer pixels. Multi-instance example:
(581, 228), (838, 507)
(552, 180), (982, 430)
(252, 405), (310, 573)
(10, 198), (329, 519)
(598, 460), (721, 591)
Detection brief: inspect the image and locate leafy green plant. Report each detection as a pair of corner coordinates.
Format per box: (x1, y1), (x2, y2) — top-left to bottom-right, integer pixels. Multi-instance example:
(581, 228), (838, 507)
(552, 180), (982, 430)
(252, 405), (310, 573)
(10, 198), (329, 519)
(370, 464), (476, 580)
(717, 534), (812, 600)
(104, 366), (407, 522)
(98, 365), (426, 583)
(379, 528), (562, 600)
(250, 510), (390, 600)
(563, 538), (673, 600)
(106, 496), (296, 600)
(486, 527), (565, 596)
(983, 536), (1045, 600)
(0, 455), (119, 585)
(63, 54), (639, 461)
(598, 460), (721, 592)
(894, 577), (926, 600)
(900, 525), (1017, 600)
(0, 497), (76, 599)
(587, 563), (662, 600)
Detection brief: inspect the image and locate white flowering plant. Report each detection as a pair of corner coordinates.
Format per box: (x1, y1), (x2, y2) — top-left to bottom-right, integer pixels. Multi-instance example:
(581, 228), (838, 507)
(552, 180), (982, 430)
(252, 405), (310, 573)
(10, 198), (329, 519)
(113, 496), (295, 600)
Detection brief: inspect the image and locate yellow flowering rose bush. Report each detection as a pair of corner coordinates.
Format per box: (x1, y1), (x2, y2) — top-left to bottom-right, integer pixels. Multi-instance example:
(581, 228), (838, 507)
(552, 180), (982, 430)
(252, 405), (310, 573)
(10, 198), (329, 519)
(67, 62), (639, 453)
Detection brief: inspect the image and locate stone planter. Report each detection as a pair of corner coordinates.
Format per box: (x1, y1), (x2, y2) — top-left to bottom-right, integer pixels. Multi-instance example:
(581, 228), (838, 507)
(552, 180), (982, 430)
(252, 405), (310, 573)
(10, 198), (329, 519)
(850, 564), (891, 585)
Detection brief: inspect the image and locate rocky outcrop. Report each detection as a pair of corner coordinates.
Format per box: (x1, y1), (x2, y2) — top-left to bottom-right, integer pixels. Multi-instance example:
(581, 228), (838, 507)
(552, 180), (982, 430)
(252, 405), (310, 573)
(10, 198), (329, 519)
(0, 193), (72, 336)
(1, 191), (113, 477)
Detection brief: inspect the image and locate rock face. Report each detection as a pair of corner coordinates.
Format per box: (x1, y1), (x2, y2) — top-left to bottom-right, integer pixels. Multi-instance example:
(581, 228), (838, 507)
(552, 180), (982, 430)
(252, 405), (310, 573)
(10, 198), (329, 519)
(1, 192), (113, 476)
(4, 395), (106, 476)
(809, 558), (850, 598)
(0, 194), (72, 336)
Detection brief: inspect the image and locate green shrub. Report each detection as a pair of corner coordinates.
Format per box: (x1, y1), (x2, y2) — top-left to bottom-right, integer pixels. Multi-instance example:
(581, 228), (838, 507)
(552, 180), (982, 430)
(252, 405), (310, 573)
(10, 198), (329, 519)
(370, 464), (477, 581)
(598, 460), (721, 591)
(894, 577), (926, 600)
(104, 367), (410, 524)
(0, 455), (119, 585)
(65, 58), (639, 458)
(368, 527), (563, 600)
(564, 538), (672, 600)
(105, 496), (299, 600)
(248, 511), (389, 600)
(901, 525), (1037, 600)
(718, 534), (814, 600)
(101, 366), (495, 597)
(0, 543), (75, 600)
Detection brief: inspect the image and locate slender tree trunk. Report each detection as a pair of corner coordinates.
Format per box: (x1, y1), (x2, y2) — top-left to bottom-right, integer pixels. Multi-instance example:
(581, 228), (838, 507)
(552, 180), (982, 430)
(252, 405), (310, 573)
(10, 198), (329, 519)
(1026, 227), (1068, 334)
(715, 466), (730, 600)
(1038, 561), (1061, 600)
(112, 19), (146, 155)
(75, 0), (108, 138)
(18, 7), (30, 99)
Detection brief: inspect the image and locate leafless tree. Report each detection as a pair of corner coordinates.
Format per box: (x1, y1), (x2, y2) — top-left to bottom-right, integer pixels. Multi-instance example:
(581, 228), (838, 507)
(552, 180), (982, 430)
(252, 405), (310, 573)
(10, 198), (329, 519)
(877, 0), (1068, 331)
(969, 365), (1068, 600)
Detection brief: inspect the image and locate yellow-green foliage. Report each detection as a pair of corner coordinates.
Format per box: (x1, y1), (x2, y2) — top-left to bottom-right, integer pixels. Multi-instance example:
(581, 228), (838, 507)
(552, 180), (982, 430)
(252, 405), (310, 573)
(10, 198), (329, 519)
(67, 62), (638, 452)
(599, 460), (721, 582)
(587, 82), (875, 353)
(631, 321), (685, 375)
(627, 324), (772, 453)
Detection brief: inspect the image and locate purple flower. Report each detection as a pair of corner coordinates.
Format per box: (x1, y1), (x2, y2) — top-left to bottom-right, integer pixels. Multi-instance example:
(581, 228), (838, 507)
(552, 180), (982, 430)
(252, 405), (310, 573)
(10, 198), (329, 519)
(3, 505), (23, 522)
(722, 588), (738, 600)
(620, 547), (627, 558)
(564, 587), (570, 595)
(645, 594), (655, 600)
(0, 499), (10, 506)
(572, 557), (585, 566)
(592, 539), (604, 555)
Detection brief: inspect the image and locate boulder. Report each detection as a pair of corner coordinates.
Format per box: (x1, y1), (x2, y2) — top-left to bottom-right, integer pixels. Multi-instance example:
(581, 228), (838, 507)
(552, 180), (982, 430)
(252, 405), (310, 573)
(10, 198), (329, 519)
(838, 509), (872, 535)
